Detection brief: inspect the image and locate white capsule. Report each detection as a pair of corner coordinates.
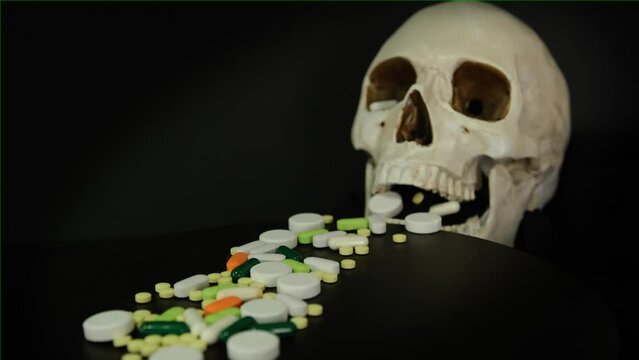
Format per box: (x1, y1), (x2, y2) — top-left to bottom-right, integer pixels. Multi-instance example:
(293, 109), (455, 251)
(275, 293), (308, 317)
(173, 274), (209, 298)
(216, 287), (263, 301)
(367, 214), (387, 234)
(303, 256), (340, 275)
(312, 230), (346, 248)
(248, 253), (286, 262)
(429, 201), (461, 216)
(327, 235), (369, 250)
(200, 315), (239, 345)
(183, 308), (206, 336)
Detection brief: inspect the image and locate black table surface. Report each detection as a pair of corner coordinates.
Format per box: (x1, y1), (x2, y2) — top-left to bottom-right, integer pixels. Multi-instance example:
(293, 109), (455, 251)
(3, 222), (619, 359)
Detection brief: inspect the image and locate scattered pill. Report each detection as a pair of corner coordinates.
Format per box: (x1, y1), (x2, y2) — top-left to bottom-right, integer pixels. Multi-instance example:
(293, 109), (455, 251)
(235, 240), (264, 254)
(83, 310), (135, 342)
(288, 213), (324, 233)
(122, 353), (142, 360)
(240, 299), (288, 324)
(369, 99), (398, 111)
(183, 308), (206, 336)
(276, 293), (308, 317)
(231, 258), (261, 282)
(277, 273), (321, 300)
(135, 292), (152, 304)
(157, 306), (184, 322)
(158, 288), (174, 299)
(341, 259), (356, 270)
(367, 214), (387, 234)
(201, 299), (215, 309)
(310, 271), (324, 279)
(290, 316), (308, 330)
(140, 343), (159, 357)
(304, 257), (340, 275)
(208, 273), (222, 283)
(220, 316), (259, 342)
(282, 259), (311, 273)
(144, 334), (163, 346)
(138, 321), (190, 336)
(412, 191), (425, 205)
(339, 246), (354, 256)
(174, 274), (209, 299)
(250, 261), (292, 287)
(221, 271), (231, 278)
(275, 245), (304, 262)
(392, 233), (407, 243)
(328, 235), (369, 250)
(161, 334), (179, 346)
(144, 314), (160, 322)
(149, 346), (204, 360)
(226, 329), (280, 360)
(312, 230), (346, 248)
(262, 292), (277, 300)
(191, 339), (208, 352)
(180, 333), (198, 344)
(113, 335), (132, 348)
(308, 304), (324, 317)
(126, 339), (145, 353)
(323, 214), (334, 224)
(203, 296), (242, 316)
(297, 228), (328, 245)
(357, 228), (371, 236)
(154, 282), (171, 293)
(202, 283), (238, 300)
(200, 315), (239, 345)
(405, 212), (442, 234)
(259, 229), (298, 249)
(248, 242), (281, 255)
(336, 217), (369, 231)
(189, 290), (203, 301)
(217, 287), (263, 301)
(368, 191), (403, 218)
(227, 252), (249, 272)
(429, 201), (461, 216)
(248, 253), (286, 262)
(133, 309), (151, 324)
(355, 245), (369, 255)
(322, 273), (338, 283)
(249, 281), (265, 290)
(254, 321), (297, 337)
(230, 247), (238, 255)
(238, 277), (253, 287)
(218, 276), (233, 285)
(204, 307), (241, 326)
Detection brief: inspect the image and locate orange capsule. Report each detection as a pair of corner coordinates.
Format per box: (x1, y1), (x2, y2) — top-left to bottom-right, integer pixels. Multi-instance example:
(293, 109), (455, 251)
(226, 252), (249, 272)
(203, 296), (242, 315)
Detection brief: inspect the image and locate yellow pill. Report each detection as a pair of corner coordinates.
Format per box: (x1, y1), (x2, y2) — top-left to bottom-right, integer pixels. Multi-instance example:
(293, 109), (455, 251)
(140, 343), (158, 357)
(201, 299), (215, 309)
(113, 335), (131, 348)
(143, 314), (159, 322)
(191, 339), (208, 352)
(290, 316), (308, 330)
(133, 309), (151, 324)
(144, 334), (162, 346)
(310, 271), (324, 279)
(154, 282), (171, 293)
(122, 354), (142, 360)
(339, 246), (354, 256)
(162, 334), (179, 346)
(230, 247), (238, 255)
(262, 292), (277, 300)
(221, 271), (231, 277)
(323, 214), (334, 224)
(176, 314), (185, 322)
(308, 304), (323, 316)
(179, 333), (197, 344)
(208, 272), (222, 283)
(217, 276), (233, 285)
(250, 281), (265, 290)
(392, 233), (407, 243)
(412, 191), (425, 205)
(134, 292), (152, 304)
(158, 288), (174, 299)
(126, 339), (145, 353)
(238, 277), (253, 287)
(355, 245), (369, 255)
(189, 289), (203, 301)
(341, 259), (356, 270)
(322, 273), (338, 283)
(357, 228), (371, 237)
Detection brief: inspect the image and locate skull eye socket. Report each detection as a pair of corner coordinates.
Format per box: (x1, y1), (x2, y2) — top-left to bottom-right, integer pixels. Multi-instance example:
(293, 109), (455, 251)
(451, 61), (510, 121)
(366, 57), (416, 111)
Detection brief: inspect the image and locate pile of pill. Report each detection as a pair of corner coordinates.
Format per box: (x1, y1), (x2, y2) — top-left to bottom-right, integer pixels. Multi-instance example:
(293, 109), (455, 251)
(82, 192), (442, 360)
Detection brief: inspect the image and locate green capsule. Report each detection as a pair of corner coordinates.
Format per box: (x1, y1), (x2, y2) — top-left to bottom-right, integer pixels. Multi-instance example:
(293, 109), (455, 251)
(219, 316), (258, 342)
(156, 306), (184, 321)
(254, 321), (297, 337)
(275, 245), (304, 262)
(204, 307), (241, 325)
(282, 259), (310, 273)
(337, 217), (369, 231)
(202, 283), (238, 300)
(297, 228), (328, 245)
(138, 321), (190, 336)
(231, 258), (260, 282)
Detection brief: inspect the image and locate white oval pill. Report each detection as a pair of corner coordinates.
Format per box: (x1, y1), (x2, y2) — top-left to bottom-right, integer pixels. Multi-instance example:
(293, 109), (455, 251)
(200, 315), (238, 345)
(312, 230), (346, 248)
(258, 229), (297, 249)
(248, 243), (281, 255)
(368, 191), (403, 218)
(248, 253), (286, 262)
(227, 330), (280, 360)
(303, 256), (340, 275)
(276, 273), (321, 300)
(235, 240), (265, 253)
(288, 213), (324, 233)
(405, 212), (442, 234)
(250, 262), (292, 287)
(216, 287), (263, 301)
(82, 310), (134, 342)
(240, 299), (288, 324)
(429, 201), (461, 216)
(327, 235), (369, 250)
(174, 274), (209, 298)
(149, 346), (204, 360)
(275, 293), (308, 317)
(367, 214), (387, 234)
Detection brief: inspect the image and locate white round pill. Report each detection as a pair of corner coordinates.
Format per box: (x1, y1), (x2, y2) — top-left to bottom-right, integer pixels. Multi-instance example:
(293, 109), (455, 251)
(149, 346), (204, 360)
(240, 299), (288, 324)
(258, 229), (297, 249)
(288, 213), (324, 233)
(227, 330), (280, 360)
(405, 212), (442, 234)
(250, 262), (292, 287)
(368, 191), (403, 218)
(82, 310), (134, 342)
(276, 273), (321, 300)
(367, 214), (387, 234)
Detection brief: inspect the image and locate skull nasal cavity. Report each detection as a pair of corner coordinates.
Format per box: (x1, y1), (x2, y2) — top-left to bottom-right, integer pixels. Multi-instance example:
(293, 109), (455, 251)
(396, 90), (433, 146)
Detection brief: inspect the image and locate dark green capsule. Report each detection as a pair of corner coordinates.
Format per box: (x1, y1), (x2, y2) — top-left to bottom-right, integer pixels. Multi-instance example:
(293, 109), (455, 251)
(138, 321), (190, 336)
(254, 321), (297, 337)
(219, 316), (258, 342)
(231, 258), (260, 282)
(275, 245), (304, 262)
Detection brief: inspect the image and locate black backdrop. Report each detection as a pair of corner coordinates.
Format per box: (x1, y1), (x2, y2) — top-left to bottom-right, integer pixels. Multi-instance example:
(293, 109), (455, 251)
(3, 1), (639, 357)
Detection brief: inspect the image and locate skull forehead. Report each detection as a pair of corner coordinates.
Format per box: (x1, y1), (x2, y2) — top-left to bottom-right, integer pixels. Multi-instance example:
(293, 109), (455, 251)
(374, 3), (542, 73)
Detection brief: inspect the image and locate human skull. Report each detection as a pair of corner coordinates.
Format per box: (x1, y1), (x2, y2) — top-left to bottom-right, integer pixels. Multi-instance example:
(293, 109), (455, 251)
(351, 2), (570, 247)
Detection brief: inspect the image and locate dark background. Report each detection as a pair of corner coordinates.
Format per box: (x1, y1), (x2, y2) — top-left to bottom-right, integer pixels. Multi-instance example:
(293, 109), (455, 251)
(3, 1), (638, 358)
